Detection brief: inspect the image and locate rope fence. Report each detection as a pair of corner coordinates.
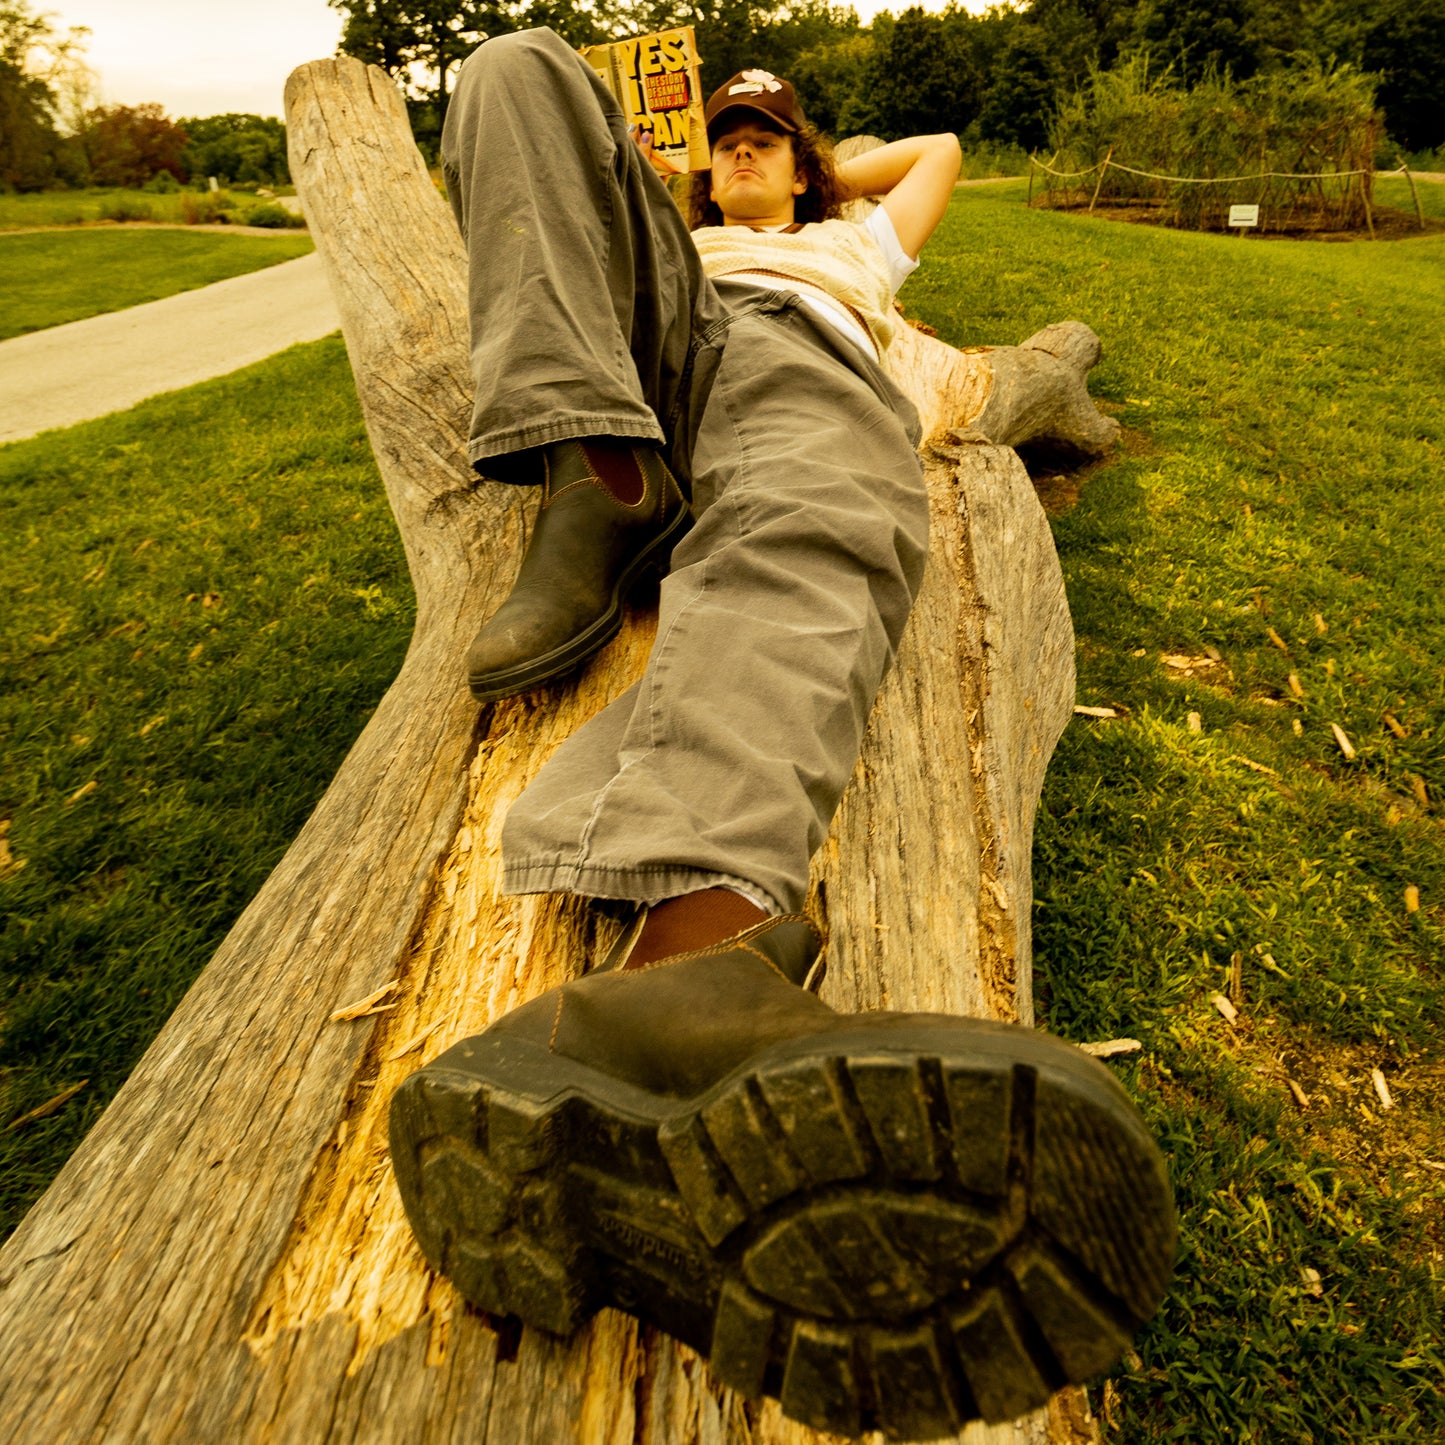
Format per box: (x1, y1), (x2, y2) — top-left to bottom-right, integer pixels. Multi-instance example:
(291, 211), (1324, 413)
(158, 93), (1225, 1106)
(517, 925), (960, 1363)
(1027, 152), (1428, 235)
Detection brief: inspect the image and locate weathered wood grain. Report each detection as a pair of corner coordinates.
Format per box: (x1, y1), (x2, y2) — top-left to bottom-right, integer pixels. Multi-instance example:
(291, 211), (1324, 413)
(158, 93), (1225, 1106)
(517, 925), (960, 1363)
(0, 58), (1112, 1444)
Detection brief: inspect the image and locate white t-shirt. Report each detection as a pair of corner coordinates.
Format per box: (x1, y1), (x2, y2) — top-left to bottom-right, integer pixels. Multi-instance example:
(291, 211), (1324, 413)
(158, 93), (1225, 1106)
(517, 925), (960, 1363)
(726, 206), (917, 359)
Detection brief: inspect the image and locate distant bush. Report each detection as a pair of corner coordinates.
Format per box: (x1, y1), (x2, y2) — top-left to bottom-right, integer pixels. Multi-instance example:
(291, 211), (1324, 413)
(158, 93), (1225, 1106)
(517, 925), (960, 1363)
(178, 190), (242, 225)
(957, 140), (1031, 179)
(1040, 56), (1383, 231)
(98, 194), (155, 222)
(241, 202), (304, 229)
(142, 170), (179, 193)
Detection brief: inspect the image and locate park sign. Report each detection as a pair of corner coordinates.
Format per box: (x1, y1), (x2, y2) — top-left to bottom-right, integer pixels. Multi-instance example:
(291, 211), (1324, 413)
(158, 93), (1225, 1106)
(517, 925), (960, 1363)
(1228, 204), (1260, 229)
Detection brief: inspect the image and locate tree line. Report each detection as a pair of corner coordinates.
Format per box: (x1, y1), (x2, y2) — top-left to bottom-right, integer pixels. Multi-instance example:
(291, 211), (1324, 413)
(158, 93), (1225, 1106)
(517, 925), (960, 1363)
(3, 0), (1439, 194)
(328, 0), (1440, 158)
(1, 2), (288, 190)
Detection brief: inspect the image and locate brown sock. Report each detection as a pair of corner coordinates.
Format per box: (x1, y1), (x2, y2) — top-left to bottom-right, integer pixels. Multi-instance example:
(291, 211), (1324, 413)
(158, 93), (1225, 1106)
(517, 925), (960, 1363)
(621, 887), (768, 971)
(577, 439), (646, 505)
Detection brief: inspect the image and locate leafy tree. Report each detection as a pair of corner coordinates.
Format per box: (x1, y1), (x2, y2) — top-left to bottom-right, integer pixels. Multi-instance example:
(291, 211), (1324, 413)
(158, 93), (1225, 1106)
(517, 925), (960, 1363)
(75, 103), (187, 187)
(0, 51), (60, 189)
(790, 30), (883, 136)
(1361, 0), (1445, 151)
(1129, 0), (1265, 83)
(977, 24), (1057, 151)
(0, 0), (88, 189)
(328, 1), (600, 153)
(870, 6), (979, 140)
(179, 113), (290, 186)
(1021, 0), (1137, 90)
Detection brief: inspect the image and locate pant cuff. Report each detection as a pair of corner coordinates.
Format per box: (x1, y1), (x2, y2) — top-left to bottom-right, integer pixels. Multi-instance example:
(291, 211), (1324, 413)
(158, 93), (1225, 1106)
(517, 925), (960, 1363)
(469, 415), (665, 466)
(502, 859), (786, 916)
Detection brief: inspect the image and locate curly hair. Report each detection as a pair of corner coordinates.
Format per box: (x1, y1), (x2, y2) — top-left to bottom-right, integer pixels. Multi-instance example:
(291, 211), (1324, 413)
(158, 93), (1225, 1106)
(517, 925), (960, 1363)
(683, 121), (850, 230)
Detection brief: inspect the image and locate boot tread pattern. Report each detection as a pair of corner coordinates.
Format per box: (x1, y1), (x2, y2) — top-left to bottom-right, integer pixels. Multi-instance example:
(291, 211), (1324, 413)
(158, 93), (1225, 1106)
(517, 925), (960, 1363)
(389, 1039), (1174, 1442)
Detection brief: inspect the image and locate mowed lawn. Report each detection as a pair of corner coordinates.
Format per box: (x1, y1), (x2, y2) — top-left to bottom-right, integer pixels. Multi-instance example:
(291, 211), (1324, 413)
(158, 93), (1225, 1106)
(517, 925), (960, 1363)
(912, 180), (1444, 1441)
(0, 228), (314, 340)
(2, 182), (1443, 1440)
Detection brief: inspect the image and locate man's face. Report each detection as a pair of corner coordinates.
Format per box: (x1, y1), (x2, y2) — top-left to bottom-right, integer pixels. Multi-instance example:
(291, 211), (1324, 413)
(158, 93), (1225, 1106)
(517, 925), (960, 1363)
(708, 117), (807, 223)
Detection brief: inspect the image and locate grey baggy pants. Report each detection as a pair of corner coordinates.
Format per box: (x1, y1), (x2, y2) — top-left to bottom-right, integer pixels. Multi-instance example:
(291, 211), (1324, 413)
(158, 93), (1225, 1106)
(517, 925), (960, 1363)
(442, 28), (930, 915)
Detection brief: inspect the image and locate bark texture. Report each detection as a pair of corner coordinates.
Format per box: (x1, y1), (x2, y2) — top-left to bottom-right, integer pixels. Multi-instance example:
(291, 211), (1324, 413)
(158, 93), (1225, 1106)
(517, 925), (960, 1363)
(0, 61), (1114, 1444)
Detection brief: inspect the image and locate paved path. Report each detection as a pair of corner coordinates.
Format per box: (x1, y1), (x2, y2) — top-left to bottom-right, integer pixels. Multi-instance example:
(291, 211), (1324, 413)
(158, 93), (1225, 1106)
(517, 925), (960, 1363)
(0, 252), (339, 446)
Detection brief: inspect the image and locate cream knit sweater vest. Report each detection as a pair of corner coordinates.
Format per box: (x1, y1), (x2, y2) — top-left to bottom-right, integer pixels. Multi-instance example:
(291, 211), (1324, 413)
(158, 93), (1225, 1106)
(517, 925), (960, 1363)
(691, 218), (898, 356)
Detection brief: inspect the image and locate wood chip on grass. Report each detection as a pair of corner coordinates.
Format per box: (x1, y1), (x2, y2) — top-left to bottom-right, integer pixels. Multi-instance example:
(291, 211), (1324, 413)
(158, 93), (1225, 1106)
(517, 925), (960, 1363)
(1078, 1038), (1142, 1059)
(1286, 1078), (1310, 1109)
(1230, 755), (1279, 777)
(1370, 1068), (1394, 1111)
(1212, 993), (1239, 1024)
(1073, 704), (1119, 719)
(1330, 723), (1356, 760)
(5, 1080), (89, 1132)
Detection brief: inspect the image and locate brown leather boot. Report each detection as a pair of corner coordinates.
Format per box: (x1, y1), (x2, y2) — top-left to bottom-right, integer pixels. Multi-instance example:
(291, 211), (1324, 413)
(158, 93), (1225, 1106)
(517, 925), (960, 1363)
(389, 917), (1176, 1439)
(467, 438), (690, 701)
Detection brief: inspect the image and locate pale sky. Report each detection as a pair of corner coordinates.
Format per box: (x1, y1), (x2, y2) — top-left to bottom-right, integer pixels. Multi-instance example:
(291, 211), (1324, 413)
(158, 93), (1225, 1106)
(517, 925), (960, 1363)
(47, 1), (984, 121)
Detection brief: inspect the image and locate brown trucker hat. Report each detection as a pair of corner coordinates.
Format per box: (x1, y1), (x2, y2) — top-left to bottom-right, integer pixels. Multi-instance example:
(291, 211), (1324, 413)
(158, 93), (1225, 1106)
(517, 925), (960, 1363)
(704, 69), (807, 139)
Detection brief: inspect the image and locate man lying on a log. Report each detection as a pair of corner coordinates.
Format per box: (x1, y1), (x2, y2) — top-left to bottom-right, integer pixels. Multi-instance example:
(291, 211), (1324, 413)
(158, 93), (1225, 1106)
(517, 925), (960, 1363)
(387, 28), (1175, 1440)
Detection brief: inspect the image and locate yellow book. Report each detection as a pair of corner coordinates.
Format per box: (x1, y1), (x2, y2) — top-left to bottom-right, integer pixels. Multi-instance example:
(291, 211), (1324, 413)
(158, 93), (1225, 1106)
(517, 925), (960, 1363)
(580, 27), (709, 174)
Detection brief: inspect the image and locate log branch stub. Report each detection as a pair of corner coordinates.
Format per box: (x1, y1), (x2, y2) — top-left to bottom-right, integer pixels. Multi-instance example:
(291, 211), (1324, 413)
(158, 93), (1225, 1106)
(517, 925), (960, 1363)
(0, 60), (1111, 1445)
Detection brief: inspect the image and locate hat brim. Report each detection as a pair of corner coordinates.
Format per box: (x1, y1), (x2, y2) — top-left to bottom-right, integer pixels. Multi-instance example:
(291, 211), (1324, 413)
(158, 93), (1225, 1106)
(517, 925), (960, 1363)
(705, 102), (799, 141)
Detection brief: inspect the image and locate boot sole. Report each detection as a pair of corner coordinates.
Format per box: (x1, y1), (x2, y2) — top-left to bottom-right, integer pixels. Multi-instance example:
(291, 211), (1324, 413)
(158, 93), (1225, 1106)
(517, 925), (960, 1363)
(389, 1019), (1175, 1440)
(467, 501), (693, 702)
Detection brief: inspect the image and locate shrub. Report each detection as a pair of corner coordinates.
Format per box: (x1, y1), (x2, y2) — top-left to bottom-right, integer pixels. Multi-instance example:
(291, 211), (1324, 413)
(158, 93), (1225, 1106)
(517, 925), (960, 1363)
(1039, 54), (1383, 231)
(143, 170), (179, 193)
(98, 194), (155, 223)
(241, 202), (304, 229)
(957, 139), (1031, 179)
(178, 190), (241, 224)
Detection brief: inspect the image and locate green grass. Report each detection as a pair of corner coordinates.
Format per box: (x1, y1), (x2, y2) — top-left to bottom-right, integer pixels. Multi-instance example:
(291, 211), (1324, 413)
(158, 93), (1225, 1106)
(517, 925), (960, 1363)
(1376, 174), (1445, 223)
(0, 337), (413, 1224)
(0, 186), (298, 230)
(1, 181), (1443, 1440)
(908, 183), (1444, 1440)
(0, 229), (315, 340)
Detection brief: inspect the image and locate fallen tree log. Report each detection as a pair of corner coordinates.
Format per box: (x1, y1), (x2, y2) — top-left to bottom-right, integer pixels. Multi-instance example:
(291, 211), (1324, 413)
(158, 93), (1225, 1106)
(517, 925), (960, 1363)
(0, 60), (1116, 1444)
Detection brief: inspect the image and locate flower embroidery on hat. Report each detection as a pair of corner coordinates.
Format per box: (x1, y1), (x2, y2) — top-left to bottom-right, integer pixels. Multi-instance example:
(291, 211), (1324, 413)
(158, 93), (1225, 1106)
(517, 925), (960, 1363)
(730, 69), (782, 95)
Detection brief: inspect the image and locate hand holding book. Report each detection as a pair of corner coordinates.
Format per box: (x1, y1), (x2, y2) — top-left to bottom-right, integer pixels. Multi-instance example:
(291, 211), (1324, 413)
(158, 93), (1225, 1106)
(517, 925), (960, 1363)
(629, 123), (683, 177)
(582, 27), (709, 174)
